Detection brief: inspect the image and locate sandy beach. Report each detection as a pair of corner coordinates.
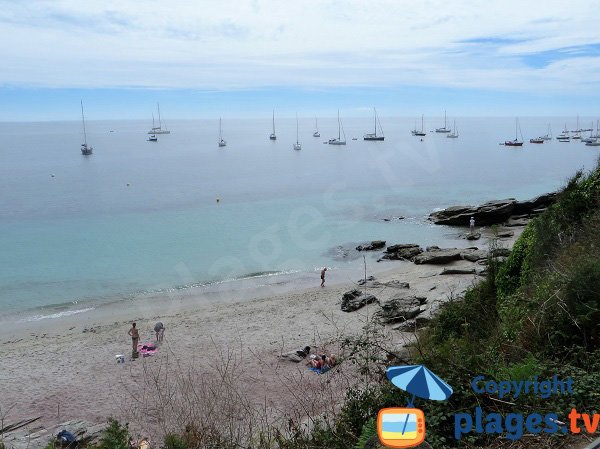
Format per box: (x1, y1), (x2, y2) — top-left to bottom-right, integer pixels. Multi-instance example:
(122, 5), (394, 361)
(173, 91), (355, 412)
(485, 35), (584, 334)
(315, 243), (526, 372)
(0, 228), (522, 446)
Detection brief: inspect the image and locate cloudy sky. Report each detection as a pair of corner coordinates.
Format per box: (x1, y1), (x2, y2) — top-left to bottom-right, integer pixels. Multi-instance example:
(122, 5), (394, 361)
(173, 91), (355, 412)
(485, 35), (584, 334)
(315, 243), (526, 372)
(0, 0), (598, 120)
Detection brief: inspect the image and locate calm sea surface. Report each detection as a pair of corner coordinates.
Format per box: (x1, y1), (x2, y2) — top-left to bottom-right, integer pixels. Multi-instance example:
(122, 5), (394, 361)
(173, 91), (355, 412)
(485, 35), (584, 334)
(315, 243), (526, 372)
(1, 116), (598, 321)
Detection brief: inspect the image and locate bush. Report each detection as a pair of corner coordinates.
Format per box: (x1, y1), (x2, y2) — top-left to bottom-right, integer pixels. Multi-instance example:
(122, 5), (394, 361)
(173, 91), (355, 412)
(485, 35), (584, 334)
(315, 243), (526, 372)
(98, 418), (129, 449)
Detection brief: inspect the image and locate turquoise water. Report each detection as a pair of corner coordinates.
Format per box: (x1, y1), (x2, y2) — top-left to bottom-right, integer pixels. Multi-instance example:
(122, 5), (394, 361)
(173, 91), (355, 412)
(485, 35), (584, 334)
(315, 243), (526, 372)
(1, 116), (598, 319)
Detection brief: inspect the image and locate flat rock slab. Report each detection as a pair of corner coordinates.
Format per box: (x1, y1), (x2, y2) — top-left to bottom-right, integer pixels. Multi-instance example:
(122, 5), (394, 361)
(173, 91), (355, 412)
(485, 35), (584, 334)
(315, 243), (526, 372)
(414, 248), (463, 264)
(356, 240), (386, 251)
(466, 232), (481, 240)
(381, 243), (423, 261)
(505, 217), (530, 227)
(341, 289), (379, 312)
(440, 267), (477, 275)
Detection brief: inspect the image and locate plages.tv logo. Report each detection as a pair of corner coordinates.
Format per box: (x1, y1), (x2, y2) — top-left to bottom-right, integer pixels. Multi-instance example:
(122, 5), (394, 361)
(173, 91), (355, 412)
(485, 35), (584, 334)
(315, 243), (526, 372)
(378, 365), (453, 448)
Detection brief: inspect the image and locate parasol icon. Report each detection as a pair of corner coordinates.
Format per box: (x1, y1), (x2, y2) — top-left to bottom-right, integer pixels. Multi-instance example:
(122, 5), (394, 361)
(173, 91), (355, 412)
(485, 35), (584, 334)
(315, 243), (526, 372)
(386, 365), (453, 406)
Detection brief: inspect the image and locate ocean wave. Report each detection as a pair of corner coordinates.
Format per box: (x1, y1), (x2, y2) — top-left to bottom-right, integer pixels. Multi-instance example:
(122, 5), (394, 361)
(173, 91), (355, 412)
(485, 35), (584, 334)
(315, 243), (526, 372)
(21, 307), (96, 322)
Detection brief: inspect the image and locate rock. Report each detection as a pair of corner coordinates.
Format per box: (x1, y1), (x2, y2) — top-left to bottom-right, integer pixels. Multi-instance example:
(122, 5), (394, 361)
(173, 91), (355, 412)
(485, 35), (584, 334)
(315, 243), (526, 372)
(426, 245), (440, 251)
(278, 351), (304, 363)
(491, 247), (511, 257)
(381, 243), (423, 261)
(495, 229), (514, 238)
(392, 315), (431, 331)
(341, 289), (379, 312)
(505, 217), (530, 227)
(440, 267), (477, 275)
(460, 249), (489, 262)
(466, 232), (481, 240)
(429, 192), (557, 227)
(414, 248), (463, 264)
(376, 294), (427, 323)
(512, 192), (557, 215)
(429, 199), (517, 226)
(356, 240), (386, 251)
(357, 275), (376, 285)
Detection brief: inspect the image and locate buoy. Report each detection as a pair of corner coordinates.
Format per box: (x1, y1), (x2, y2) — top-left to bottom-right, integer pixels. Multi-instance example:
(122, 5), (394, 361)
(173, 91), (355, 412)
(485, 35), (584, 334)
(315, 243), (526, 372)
(50, 174), (55, 178)
(127, 183), (130, 187)
(216, 198), (220, 203)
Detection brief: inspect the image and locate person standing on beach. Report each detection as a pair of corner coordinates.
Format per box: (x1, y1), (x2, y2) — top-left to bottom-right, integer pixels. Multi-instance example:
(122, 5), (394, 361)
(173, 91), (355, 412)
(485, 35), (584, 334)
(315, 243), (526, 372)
(320, 267), (327, 287)
(154, 321), (165, 342)
(469, 216), (475, 234)
(128, 322), (139, 352)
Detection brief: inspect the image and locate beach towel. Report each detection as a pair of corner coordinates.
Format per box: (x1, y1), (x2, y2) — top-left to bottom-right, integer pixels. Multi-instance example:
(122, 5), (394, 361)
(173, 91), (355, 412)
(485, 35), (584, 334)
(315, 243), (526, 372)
(137, 343), (158, 357)
(308, 366), (331, 375)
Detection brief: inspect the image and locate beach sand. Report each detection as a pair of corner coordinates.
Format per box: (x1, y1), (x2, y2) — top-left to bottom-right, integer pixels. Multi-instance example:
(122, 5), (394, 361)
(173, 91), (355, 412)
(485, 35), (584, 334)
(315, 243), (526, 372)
(0, 229), (522, 446)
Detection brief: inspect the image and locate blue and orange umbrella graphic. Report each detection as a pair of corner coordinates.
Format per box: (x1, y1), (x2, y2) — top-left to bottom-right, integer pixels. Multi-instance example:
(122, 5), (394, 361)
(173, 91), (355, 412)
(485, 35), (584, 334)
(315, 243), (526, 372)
(378, 365), (452, 448)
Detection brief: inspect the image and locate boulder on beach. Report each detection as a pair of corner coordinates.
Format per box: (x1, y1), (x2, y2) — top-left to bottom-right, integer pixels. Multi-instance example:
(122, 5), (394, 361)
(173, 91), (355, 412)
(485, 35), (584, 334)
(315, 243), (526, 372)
(376, 294), (427, 323)
(414, 248), (463, 264)
(466, 232), (481, 241)
(356, 240), (386, 251)
(381, 243), (423, 261)
(341, 289), (378, 312)
(440, 267), (477, 275)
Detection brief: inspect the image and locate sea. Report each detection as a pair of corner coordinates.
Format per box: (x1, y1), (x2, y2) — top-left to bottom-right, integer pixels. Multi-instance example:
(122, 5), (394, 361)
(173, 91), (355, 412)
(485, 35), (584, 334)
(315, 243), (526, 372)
(0, 116), (598, 323)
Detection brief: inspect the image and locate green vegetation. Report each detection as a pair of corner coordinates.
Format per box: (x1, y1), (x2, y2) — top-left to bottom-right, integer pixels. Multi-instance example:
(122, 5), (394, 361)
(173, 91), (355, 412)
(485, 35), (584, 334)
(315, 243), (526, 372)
(48, 160), (599, 448)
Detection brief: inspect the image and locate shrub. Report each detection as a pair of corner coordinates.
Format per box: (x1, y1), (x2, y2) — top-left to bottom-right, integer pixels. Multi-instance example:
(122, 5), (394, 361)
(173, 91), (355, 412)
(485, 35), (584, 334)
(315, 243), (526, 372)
(98, 418), (129, 449)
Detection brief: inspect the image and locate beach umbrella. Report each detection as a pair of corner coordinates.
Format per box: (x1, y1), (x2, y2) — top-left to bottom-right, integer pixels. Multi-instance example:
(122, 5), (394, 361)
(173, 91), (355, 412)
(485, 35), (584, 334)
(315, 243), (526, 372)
(386, 365), (453, 405)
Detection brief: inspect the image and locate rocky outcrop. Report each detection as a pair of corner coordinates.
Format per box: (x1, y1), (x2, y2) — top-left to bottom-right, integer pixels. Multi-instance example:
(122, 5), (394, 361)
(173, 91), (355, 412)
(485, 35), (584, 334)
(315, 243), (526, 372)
(440, 267), (477, 275)
(429, 192), (557, 226)
(356, 240), (386, 251)
(466, 232), (481, 240)
(376, 294), (427, 323)
(380, 243), (423, 261)
(341, 289), (378, 312)
(2, 420), (107, 449)
(414, 248), (463, 264)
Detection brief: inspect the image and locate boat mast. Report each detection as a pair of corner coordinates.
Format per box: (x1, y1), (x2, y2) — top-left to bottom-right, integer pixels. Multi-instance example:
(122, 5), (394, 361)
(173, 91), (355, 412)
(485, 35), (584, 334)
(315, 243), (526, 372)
(315, 117), (318, 132)
(272, 110), (275, 135)
(219, 117), (222, 140)
(374, 108), (377, 136)
(338, 110), (341, 140)
(157, 103), (162, 129)
(296, 113), (299, 144)
(80, 100), (88, 146)
(444, 110), (447, 129)
(421, 114), (424, 133)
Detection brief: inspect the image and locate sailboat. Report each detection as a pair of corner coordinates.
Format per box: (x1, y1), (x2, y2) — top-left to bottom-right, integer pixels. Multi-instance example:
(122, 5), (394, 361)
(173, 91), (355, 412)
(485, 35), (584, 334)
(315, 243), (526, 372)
(504, 118), (523, 146)
(80, 100), (93, 155)
(557, 124), (570, 142)
(218, 117), (227, 147)
(582, 122), (595, 144)
(147, 134), (158, 142)
(293, 114), (301, 150)
(435, 110), (451, 133)
(269, 110), (277, 140)
(328, 110), (346, 145)
(313, 118), (320, 137)
(541, 124), (552, 141)
(446, 120), (458, 138)
(411, 115), (426, 136)
(571, 116), (581, 139)
(592, 120), (600, 139)
(363, 108), (384, 141)
(147, 103), (170, 134)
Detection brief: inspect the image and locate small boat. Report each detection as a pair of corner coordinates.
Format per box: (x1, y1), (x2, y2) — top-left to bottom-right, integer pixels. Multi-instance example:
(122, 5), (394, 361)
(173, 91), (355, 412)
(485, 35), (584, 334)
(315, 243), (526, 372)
(147, 134), (158, 142)
(556, 125), (570, 142)
(529, 138), (544, 144)
(504, 118), (524, 146)
(571, 115), (581, 139)
(218, 117), (226, 147)
(352, 137), (358, 140)
(269, 110), (277, 140)
(592, 120), (600, 139)
(411, 115), (426, 136)
(363, 108), (384, 141)
(80, 100), (93, 155)
(328, 110), (346, 145)
(446, 120), (458, 138)
(313, 118), (320, 137)
(585, 140), (600, 146)
(541, 124), (552, 140)
(435, 110), (451, 133)
(148, 103), (171, 134)
(293, 114), (301, 150)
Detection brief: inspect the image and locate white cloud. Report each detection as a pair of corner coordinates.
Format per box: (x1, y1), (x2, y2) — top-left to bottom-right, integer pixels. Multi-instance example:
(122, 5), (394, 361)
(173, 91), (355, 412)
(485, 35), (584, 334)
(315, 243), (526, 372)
(0, 0), (598, 94)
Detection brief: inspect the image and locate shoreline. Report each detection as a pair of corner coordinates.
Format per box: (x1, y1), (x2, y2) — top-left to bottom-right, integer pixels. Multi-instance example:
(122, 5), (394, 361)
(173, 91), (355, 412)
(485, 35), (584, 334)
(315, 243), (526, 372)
(1, 225), (523, 446)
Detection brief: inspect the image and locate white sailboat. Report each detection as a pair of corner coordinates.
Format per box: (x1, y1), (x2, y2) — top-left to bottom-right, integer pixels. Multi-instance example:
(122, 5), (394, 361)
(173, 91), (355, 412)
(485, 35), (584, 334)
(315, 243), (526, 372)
(293, 114), (301, 150)
(435, 110), (451, 133)
(557, 124), (570, 142)
(582, 122), (596, 144)
(269, 110), (277, 140)
(411, 115), (426, 136)
(218, 117), (227, 147)
(363, 108), (384, 141)
(148, 103), (171, 134)
(313, 117), (320, 137)
(446, 120), (458, 138)
(541, 124), (552, 141)
(571, 116), (581, 139)
(328, 110), (346, 145)
(80, 100), (93, 155)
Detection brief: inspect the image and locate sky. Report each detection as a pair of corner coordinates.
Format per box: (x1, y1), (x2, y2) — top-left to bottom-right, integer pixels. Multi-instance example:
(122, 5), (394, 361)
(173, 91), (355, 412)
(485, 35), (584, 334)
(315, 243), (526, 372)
(0, 0), (598, 120)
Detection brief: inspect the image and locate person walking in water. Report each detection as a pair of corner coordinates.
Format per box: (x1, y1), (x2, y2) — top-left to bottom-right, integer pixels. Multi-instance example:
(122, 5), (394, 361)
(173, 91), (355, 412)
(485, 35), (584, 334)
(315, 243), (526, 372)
(128, 322), (139, 353)
(320, 267), (327, 287)
(469, 216), (475, 234)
